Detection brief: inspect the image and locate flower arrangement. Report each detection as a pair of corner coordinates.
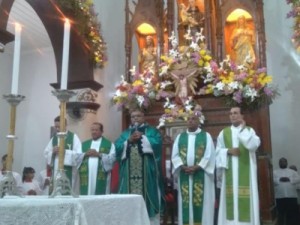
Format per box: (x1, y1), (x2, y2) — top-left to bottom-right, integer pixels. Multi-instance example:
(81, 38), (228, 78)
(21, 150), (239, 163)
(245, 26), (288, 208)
(57, 0), (107, 67)
(157, 97), (205, 128)
(199, 56), (278, 110)
(112, 67), (159, 111)
(157, 29), (212, 101)
(286, 0), (300, 51)
(112, 28), (278, 117)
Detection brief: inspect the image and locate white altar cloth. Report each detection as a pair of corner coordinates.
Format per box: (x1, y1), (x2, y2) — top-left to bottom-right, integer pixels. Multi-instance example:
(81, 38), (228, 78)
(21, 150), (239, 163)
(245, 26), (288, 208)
(0, 194), (150, 225)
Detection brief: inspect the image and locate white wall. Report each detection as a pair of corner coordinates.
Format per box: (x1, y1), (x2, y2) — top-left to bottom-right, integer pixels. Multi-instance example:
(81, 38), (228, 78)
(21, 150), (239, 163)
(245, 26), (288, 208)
(91, 0), (124, 141)
(0, 47), (58, 174)
(264, 1), (300, 170)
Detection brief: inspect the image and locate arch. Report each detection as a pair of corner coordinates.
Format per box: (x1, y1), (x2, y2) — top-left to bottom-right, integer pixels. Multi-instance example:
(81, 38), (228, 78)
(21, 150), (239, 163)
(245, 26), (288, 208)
(0, 0), (103, 90)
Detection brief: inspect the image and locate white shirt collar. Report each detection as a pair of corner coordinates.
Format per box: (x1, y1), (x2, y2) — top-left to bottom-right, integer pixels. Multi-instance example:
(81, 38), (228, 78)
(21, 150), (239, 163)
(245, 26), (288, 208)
(92, 137), (102, 142)
(231, 124), (243, 131)
(186, 127), (202, 135)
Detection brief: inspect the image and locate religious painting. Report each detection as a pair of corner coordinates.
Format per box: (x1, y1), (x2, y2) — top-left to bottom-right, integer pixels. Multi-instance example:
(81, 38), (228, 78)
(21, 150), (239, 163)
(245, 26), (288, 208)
(177, 0), (205, 45)
(134, 23), (157, 73)
(224, 9), (256, 67)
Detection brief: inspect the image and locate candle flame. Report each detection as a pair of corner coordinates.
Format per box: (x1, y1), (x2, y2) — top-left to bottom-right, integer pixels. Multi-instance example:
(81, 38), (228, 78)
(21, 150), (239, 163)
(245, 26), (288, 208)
(15, 22), (22, 32)
(64, 18), (70, 25)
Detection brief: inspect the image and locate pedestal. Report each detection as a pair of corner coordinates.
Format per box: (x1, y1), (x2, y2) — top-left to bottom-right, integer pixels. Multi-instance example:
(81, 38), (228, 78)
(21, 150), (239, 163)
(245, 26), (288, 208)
(50, 169), (77, 197)
(0, 94), (25, 198)
(0, 171), (21, 197)
(49, 89), (77, 198)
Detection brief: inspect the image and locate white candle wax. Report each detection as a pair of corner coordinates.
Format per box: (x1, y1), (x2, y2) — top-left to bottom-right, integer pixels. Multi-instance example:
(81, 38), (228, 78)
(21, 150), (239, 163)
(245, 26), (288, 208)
(60, 18), (71, 90)
(11, 23), (22, 95)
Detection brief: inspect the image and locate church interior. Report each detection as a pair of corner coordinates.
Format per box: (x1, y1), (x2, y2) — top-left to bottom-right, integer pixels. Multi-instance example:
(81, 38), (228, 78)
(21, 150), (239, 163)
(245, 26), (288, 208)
(0, 0), (300, 224)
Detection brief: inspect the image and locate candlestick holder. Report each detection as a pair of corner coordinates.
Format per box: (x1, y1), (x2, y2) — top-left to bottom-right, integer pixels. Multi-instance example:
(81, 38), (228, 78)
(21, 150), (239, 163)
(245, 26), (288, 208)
(0, 171), (21, 197)
(0, 94), (25, 198)
(49, 89), (77, 198)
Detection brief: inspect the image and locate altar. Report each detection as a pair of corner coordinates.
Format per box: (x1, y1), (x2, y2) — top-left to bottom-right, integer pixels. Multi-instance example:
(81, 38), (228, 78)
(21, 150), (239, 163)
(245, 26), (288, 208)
(0, 194), (150, 225)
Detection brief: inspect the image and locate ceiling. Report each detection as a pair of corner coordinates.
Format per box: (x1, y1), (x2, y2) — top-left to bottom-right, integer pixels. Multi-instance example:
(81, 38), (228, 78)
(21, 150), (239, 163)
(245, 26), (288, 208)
(4, 0), (52, 54)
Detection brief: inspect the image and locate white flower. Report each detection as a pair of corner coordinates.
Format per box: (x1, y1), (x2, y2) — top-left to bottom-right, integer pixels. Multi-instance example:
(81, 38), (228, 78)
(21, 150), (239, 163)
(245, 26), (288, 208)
(129, 66), (136, 75)
(216, 82), (225, 91)
(115, 89), (122, 97)
(159, 65), (169, 76)
(136, 95), (145, 106)
(199, 115), (205, 124)
(184, 29), (192, 40)
(169, 49), (179, 58)
(145, 77), (152, 84)
(121, 75), (125, 82)
(244, 87), (257, 102)
(160, 81), (172, 89)
(163, 98), (171, 108)
(228, 81), (239, 90)
(237, 64), (246, 71)
(204, 64), (212, 74)
(157, 117), (166, 129)
(195, 28), (205, 42)
(184, 104), (193, 111)
(203, 73), (214, 84)
(169, 103), (176, 109)
(168, 31), (176, 42)
(190, 41), (200, 51)
(225, 55), (230, 62)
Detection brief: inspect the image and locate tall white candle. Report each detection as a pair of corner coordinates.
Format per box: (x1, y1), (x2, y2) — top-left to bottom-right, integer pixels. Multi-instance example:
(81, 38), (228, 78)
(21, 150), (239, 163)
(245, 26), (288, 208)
(60, 18), (71, 90)
(11, 23), (22, 95)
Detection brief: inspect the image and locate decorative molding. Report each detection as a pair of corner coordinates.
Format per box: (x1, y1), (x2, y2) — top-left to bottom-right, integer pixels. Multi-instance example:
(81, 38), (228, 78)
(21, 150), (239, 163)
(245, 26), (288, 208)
(50, 80), (103, 91)
(65, 88), (100, 120)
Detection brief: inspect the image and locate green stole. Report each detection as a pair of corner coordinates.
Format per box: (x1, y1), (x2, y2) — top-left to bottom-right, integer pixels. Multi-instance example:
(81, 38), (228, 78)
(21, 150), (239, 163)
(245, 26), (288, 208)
(178, 131), (206, 225)
(52, 131), (74, 182)
(224, 127), (250, 222)
(79, 137), (112, 195)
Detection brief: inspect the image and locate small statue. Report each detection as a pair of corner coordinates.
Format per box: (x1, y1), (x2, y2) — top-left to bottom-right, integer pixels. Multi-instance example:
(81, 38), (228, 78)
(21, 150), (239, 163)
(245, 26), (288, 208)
(230, 15), (256, 66)
(180, 0), (204, 36)
(139, 36), (157, 72)
(170, 67), (198, 104)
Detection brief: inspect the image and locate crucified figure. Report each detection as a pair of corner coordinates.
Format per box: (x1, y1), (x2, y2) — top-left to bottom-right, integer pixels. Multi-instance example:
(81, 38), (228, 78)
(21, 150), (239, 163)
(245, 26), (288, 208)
(170, 69), (198, 104)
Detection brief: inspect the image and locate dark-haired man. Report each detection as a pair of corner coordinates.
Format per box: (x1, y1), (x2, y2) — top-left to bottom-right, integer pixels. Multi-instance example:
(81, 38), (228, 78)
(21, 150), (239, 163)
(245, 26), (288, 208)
(79, 122), (116, 195)
(216, 106), (261, 225)
(274, 158), (300, 225)
(44, 116), (82, 194)
(115, 108), (164, 225)
(172, 113), (215, 225)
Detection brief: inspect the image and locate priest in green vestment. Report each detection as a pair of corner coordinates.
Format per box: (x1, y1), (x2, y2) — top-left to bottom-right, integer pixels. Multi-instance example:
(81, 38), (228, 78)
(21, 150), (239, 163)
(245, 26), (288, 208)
(79, 122), (116, 195)
(115, 109), (164, 225)
(172, 112), (215, 225)
(216, 106), (261, 225)
(44, 116), (83, 194)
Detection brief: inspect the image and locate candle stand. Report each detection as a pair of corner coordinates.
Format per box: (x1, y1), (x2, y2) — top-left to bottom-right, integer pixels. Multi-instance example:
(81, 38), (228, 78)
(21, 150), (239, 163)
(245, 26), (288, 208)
(49, 89), (77, 198)
(0, 94), (25, 198)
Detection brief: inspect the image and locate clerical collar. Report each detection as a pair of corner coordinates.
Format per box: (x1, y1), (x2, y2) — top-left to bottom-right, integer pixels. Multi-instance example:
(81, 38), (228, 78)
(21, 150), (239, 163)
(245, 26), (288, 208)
(92, 137), (102, 142)
(187, 127), (201, 134)
(231, 124), (243, 131)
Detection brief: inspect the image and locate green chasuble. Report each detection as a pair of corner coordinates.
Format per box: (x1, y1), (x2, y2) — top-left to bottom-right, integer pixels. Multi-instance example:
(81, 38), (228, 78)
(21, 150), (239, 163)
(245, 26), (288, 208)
(223, 127), (251, 222)
(178, 131), (206, 225)
(52, 131), (74, 182)
(115, 124), (165, 218)
(79, 137), (112, 195)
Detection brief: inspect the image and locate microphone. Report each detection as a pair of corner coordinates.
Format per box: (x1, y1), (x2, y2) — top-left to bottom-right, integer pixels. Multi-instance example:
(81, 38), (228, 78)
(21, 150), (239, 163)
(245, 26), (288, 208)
(133, 122), (139, 132)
